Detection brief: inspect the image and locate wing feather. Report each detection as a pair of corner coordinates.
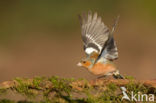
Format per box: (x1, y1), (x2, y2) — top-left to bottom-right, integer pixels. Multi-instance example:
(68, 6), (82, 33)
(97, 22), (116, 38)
(79, 11), (110, 55)
(100, 37), (118, 60)
(98, 16), (120, 61)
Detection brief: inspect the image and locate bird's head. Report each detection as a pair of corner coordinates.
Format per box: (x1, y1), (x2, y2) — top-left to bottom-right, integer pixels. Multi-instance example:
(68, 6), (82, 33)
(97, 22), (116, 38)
(77, 52), (98, 69)
(77, 58), (94, 69)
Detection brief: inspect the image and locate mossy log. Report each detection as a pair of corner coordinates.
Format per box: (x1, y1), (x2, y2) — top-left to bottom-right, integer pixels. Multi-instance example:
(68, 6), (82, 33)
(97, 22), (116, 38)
(0, 76), (156, 103)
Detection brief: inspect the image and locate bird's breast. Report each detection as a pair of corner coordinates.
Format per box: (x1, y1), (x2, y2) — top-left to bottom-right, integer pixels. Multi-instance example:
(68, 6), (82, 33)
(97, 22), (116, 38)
(89, 62), (116, 75)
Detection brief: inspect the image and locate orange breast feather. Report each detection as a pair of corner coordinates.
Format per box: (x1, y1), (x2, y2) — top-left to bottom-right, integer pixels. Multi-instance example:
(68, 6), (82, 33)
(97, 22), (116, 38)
(90, 63), (116, 75)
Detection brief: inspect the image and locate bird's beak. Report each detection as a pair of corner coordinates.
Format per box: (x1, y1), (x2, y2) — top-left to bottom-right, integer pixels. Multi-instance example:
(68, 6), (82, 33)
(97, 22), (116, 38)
(77, 62), (82, 67)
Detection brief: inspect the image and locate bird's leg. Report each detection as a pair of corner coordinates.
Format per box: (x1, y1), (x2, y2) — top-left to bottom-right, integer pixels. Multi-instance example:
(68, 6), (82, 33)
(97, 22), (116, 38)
(112, 70), (125, 79)
(113, 74), (124, 79)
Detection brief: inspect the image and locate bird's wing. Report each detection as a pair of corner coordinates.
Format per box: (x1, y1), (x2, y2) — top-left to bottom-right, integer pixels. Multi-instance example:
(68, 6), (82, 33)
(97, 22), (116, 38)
(100, 37), (118, 60)
(98, 16), (119, 61)
(79, 11), (110, 57)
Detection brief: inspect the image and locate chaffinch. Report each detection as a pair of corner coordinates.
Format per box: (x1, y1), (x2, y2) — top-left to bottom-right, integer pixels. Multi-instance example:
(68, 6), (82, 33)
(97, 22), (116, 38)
(77, 11), (124, 79)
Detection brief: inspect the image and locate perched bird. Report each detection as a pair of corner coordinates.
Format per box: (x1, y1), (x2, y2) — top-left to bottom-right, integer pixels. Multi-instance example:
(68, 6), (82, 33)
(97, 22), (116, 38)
(77, 11), (124, 79)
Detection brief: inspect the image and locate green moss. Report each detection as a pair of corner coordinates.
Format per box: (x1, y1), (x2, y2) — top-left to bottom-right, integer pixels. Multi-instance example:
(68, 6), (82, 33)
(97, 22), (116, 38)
(0, 88), (7, 95)
(126, 81), (147, 94)
(41, 76), (74, 102)
(82, 82), (122, 103)
(32, 76), (45, 89)
(0, 99), (15, 103)
(107, 83), (118, 92)
(14, 77), (38, 98)
(125, 75), (135, 80)
(0, 76), (155, 103)
(98, 83), (120, 103)
(0, 99), (38, 103)
(48, 76), (72, 94)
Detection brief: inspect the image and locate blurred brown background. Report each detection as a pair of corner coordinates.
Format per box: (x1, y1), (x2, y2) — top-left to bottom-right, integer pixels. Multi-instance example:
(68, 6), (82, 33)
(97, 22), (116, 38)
(0, 0), (156, 82)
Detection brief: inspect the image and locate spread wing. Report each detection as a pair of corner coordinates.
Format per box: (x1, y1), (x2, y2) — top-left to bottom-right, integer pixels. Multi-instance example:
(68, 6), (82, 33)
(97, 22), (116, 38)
(100, 37), (118, 60)
(98, 16), (119, 61)
(79, 11), (110, 57)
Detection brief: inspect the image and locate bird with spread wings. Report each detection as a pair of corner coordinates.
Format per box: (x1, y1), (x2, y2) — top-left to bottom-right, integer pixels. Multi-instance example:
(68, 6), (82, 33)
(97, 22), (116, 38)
(77, 11), (124, 79)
